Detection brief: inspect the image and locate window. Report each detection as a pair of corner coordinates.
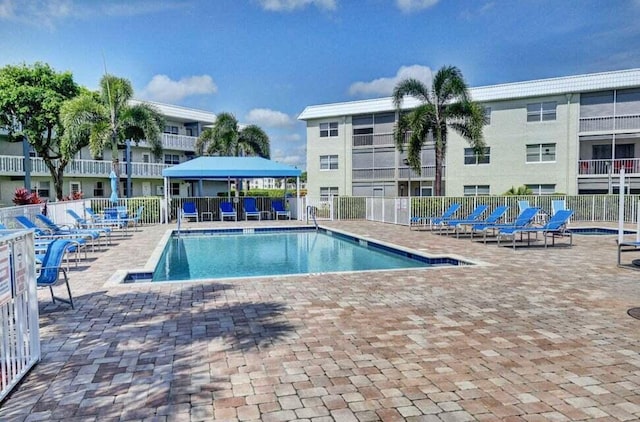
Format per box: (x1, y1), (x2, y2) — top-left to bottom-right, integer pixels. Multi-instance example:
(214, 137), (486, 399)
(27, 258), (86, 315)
(527, 102), (557, 122)
(185, 127), (194, 136)
(320, 187), (339, 200)
(484, 107), (491, 125)
(463, 185), (490, 196)
(319, 122), (338, 137)
(164, 125), (179, 134)
(464, 147), (490, 165)
(526, 143), (556, 162)
(526, 184), (556, 195)
(37, 181), (50, 198)
(93, 181), (104, 197)
(320, 155), (339, 170)
(170, 182), (180, 196)
(164, 154), (180, 164)
(142, 154), (150, 163)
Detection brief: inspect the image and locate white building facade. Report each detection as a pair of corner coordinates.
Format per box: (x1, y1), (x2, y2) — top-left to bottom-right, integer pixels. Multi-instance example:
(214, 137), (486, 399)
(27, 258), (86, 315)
(299, 68), (640, 197)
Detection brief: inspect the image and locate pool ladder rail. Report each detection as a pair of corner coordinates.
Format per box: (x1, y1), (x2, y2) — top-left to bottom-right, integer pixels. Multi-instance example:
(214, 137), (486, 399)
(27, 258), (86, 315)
(307, 205), (319, 231)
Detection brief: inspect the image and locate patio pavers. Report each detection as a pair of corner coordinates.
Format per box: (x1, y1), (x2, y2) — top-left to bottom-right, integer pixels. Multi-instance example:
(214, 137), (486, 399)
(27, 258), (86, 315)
(1, 220), (639, 421)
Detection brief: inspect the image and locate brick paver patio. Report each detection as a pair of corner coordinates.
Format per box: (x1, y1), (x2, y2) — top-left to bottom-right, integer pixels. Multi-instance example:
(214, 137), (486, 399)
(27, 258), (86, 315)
(1, 220), (639, 421)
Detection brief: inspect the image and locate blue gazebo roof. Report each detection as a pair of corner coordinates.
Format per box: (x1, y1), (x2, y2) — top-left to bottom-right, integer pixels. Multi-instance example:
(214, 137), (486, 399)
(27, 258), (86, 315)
(161, 156), (301, 179)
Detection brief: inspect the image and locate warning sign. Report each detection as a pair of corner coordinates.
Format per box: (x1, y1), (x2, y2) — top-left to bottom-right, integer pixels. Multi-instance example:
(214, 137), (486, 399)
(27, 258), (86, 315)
(0, 244), (11, 306)
(13, 240), (26, 296)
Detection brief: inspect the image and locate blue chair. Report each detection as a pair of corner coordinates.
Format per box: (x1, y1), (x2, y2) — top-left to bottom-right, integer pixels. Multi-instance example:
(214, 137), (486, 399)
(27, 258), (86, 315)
(66, 209), (112, 243)
(243, 198), (261, 220)
(37, 239), (75, 309)
(470, 207), (540, 243)
(182, 202), (198, 222)
(14, 215), (89, 262)
(410, 203), (460, 230)
(118, 205), (144, 230)
(438, 205), (488, 233)
(497, 209), (574, 249)
(272, 200), (290, 220)
(455, 205), (509, 238)
(220, 201), (237, 221)
(35, 213), (101, 241)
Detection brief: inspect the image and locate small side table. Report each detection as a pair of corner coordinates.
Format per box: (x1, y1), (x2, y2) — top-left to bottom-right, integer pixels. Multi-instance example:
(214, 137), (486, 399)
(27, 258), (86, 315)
(201, 211), (213, 221)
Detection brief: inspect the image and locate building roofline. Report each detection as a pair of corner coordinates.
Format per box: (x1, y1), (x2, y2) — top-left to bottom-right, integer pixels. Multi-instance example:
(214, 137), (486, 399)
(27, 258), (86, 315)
(131, 99), (217, 123)
(298, 68), (640, 120)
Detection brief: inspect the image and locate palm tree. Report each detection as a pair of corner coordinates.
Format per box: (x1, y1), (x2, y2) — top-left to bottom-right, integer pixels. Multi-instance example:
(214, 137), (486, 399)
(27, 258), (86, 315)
(60, 74), (165, 196)
(195, 112), (270, 158)
(393, 65), (486, 196)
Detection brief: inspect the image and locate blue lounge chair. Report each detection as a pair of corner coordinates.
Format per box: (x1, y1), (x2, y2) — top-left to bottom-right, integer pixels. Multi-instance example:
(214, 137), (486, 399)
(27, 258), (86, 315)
(37, 239), (75, 309)
(35, 214), (101, 241)
(470, 207), (540, 243)
(117, 205), (144, 230)
(220, 201), (237, 221)
(182, 202), (198, 222)
(410, 203), (460, 230)
(243, 198), (261, 220)
(15, 215), (89, 260)
(66, 209), (113, 242)
(497, 209), (574, 249)
(455, 205), (509, 238)
(272, 200), (290, 220)
(438, 205), (488, 234)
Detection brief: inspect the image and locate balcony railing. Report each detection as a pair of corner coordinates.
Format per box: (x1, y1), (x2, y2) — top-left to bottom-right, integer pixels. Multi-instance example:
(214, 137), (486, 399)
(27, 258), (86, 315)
(352, 165), (439, 180)
(579, 114), (640, 133)
(137, 133), (198, 151)
(578, 158), (640, 175)
(353, 133), (395, 147)
(0, 155), (171, 178)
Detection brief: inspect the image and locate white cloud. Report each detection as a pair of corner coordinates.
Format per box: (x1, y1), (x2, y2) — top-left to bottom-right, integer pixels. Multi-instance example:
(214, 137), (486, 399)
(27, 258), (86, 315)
(257, 0), (336, 12)
(348, 65), (433, 97)
(396, 0), (439, 13)
(272, 149), (305, 168)
(139, 74), (217, 103)
(0, 0), (185, 28)
(246, 108), (294, 128)
(283, 133), (301, 142)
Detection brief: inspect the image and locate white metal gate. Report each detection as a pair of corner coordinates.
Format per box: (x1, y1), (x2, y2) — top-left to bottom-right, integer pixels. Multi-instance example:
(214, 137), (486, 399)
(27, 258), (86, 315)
(0, 230), (39, 402)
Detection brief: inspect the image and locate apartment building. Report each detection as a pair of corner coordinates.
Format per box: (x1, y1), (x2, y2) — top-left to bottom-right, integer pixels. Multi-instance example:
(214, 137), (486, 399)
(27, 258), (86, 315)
(299, 68), (640, 198)
(0, 100), (218, 205)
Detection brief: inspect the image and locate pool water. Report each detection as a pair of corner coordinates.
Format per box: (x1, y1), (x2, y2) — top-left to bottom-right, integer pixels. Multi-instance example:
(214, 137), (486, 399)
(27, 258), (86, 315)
(148, 228), (465, 282)
(569, 227), (636, 235)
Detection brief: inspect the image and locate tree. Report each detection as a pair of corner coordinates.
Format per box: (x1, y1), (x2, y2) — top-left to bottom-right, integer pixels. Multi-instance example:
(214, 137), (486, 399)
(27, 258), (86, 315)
(393, 65), (486, 196)
(0, 62), (81, 200)
(195, 112), (270, 158)
(60, 74), (165, 196)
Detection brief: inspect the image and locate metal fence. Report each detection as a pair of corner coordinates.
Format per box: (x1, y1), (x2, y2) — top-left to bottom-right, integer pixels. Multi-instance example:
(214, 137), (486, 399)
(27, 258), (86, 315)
(301, 195), (640, 226)
(0, 230), (38, 402)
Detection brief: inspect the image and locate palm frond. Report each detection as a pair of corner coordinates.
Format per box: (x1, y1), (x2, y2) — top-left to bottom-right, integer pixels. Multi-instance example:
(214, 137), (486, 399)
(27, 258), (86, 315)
(392, 78), (430, 108)
(239, 125), (270, 158)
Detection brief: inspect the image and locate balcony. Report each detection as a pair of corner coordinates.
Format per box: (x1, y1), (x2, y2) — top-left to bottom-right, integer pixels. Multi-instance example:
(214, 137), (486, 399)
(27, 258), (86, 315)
(352, 165), (439, 181)
(353, 133), (395, 147)
(137, 133), (198, 151)
(0, 155), (171, 178)
(579, 114), (640, 133)
(578, 158), (640, 176)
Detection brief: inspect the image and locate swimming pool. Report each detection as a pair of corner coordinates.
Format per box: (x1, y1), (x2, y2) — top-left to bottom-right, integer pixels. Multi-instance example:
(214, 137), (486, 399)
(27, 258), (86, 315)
(125, 227), (472, 283)
(569, 227), (636, 235)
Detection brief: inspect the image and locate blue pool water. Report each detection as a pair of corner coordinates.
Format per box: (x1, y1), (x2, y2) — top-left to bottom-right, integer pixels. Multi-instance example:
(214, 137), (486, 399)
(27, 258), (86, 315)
(142, 228), (466, 282)
(569, 227), (636, 235)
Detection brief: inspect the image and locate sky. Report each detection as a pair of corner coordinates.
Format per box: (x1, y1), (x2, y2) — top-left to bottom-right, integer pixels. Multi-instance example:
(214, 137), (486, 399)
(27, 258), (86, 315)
(1, 0), (640, 171)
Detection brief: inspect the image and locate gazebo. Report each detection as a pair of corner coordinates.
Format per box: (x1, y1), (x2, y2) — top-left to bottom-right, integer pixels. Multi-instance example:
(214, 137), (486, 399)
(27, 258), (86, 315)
(160, 156), (302, 223)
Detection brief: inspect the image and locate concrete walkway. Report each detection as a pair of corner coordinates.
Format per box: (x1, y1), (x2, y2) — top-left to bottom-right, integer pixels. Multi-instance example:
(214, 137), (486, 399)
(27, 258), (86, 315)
(1, 220), (639, 421)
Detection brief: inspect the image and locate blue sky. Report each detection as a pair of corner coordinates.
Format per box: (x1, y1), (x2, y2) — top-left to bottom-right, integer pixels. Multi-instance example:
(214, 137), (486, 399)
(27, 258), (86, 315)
(1, 0), (640, 170)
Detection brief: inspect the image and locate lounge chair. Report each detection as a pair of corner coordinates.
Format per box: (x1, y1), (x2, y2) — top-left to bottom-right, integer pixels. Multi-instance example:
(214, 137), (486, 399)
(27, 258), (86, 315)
(66, 209), (113, 244)
(410, 203), (460, 230)
(37, 239), (75, 309)
(469, 207), (540, 243)
(220, 201), (237, 221)
(454, 205), (509, 238)
(438, 205), (488, 234)
(118, 205), (144, 230)
(497, 209), (574, 249)
(243, 198), (261, 220)
(35, 214), (101, 241)
(182, 202), (198, 222)
(272, 200), (290, 220)
(14, 215), (90, 261)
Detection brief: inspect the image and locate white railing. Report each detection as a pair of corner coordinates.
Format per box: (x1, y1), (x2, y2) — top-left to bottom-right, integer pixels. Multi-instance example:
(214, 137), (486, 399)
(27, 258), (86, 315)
(138, 133), (198, 151)
(352, 168), (396, 180)
(0, 230), (38, 402)
(579, 114), (640, 133)
(578, 158), (640, 175)
(0, 156), (171, 178)
(303, 194), (640, 226)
